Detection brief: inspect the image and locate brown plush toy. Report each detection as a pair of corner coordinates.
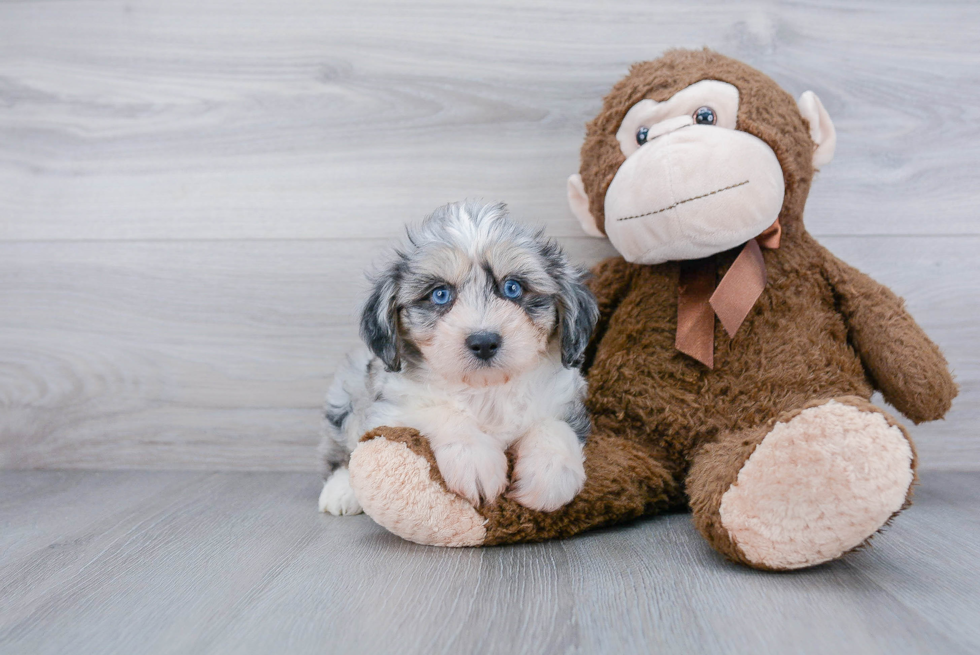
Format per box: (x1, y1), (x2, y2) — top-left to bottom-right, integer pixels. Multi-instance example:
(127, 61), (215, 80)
(346, 49), (957, 570)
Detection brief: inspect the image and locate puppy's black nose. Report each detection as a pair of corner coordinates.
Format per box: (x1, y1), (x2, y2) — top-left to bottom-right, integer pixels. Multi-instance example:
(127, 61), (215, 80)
(466, 331), (501, 361)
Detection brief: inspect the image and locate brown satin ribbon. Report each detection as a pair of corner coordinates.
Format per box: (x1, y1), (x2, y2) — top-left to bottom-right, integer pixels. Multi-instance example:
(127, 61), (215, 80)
(675, 220), (782, 368)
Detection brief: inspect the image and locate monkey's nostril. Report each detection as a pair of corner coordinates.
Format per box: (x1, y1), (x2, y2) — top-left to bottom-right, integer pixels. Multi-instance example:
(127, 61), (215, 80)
(465, 331), (502, 361)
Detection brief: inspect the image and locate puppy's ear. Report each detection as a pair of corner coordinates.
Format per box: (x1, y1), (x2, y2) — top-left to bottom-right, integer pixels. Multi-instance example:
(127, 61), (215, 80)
(555, 262), (599, 368)
(360, 262), (402, 372)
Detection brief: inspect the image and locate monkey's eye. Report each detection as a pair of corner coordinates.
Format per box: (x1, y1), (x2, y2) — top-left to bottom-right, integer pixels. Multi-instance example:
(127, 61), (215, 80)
(430, 286), (453, 305)
(635, 126), (650, 146)
(502, 279), (523, 299)
(694, 106), (717, 125)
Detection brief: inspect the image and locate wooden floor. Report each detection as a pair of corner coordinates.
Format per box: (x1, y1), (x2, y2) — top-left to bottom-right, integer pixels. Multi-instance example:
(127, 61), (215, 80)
(1, 470), (977, 655)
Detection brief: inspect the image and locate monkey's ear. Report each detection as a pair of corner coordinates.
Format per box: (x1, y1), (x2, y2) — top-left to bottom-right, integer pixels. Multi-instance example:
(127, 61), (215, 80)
(567, 174), (605, 238)
(797, 91), (837, 168)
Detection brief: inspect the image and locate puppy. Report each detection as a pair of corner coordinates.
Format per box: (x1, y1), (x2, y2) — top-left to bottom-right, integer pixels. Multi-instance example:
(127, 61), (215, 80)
(317, 201), (598, 516)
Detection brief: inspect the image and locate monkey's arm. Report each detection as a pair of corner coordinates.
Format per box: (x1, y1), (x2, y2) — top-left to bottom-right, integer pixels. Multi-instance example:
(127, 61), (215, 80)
(820, 245), (957, 423)
(582, 257), (636, 373)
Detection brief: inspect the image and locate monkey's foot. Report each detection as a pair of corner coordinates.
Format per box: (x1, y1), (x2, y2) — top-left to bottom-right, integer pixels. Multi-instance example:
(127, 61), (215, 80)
(348, 427), (487, 547)
(718, 398), (915, 570)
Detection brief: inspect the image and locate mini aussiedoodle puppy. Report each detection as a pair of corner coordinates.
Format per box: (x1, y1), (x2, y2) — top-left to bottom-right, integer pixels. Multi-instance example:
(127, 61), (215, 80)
(318, 201), (599, 516)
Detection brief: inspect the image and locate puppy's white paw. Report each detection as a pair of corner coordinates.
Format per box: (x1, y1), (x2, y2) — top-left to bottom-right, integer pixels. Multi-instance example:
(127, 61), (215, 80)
(510, 423), (586, 512)
(433, 441), (509, 507)
(318, 468), (363, 516)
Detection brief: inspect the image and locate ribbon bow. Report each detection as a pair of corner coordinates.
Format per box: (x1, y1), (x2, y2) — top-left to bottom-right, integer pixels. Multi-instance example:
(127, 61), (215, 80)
(675, 221), (782, 368)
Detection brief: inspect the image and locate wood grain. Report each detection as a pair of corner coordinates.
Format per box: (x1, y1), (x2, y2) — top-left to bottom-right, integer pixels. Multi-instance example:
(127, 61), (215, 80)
(1, 0), (978, 471)
(1, 470), (977, 654)
(0, 0), (978, 241)
(0, 235), (975, 471)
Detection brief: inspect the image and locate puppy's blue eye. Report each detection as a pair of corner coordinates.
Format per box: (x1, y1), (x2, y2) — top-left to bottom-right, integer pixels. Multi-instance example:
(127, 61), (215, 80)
(430, 286), (452, 305)
(636, 126), (649, 145)
(502, 279), (523, 299)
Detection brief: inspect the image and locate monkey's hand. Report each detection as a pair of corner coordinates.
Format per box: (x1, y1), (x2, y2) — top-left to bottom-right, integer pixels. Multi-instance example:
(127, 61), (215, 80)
(821, 242), (957, 423)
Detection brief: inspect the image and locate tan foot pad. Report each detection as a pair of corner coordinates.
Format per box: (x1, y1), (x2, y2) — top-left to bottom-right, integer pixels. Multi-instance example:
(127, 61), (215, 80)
(348, 436), (487, 547)
(720, 400), (914, 570)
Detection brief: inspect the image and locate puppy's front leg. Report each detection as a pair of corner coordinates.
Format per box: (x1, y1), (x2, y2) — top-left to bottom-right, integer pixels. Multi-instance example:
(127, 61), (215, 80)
(510, 420), (586, 512)
(421, 414), (509, 507)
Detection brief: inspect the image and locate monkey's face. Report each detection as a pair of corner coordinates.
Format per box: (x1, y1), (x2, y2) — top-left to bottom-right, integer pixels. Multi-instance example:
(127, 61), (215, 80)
(603, 81), (784, 264)
(568, 52), (837, 264)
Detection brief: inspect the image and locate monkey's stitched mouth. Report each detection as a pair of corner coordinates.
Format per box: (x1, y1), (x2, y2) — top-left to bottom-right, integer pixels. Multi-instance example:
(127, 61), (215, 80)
(615, 180), (750, 222)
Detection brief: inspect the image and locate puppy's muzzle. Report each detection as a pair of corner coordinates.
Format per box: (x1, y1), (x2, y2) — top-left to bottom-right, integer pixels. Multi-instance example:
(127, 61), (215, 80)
(466, 331), (502, 361)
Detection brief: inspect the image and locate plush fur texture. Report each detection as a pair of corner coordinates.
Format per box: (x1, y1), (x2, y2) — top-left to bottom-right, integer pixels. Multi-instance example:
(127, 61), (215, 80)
(717, 398), (915, 569)
(346, 50), (957, 570)
(355, 424), (679, 546)
(349, 428), (488, 547)
(580, 48), (815, 241)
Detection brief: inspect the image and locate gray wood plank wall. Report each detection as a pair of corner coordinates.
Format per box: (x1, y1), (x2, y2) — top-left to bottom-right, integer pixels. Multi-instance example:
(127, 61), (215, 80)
(1, 0), (978, 471)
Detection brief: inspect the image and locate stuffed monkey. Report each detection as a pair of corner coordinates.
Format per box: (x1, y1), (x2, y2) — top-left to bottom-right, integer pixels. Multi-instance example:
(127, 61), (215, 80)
(346, 49), (957, 570)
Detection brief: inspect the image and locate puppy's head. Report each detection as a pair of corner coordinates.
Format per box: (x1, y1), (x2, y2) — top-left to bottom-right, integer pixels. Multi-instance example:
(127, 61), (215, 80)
(361, 201), (598, 387)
